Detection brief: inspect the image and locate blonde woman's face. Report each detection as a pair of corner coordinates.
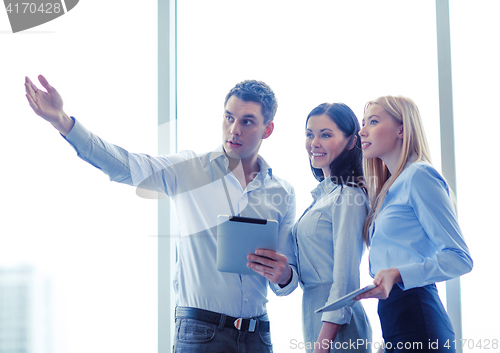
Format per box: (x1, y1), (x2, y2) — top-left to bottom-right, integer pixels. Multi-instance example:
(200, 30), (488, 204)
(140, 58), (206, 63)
(360, 104), (403, 172)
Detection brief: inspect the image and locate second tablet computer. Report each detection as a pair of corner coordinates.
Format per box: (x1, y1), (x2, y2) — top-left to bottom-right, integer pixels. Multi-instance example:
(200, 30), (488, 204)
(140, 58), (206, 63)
(216, 215), (279, 275)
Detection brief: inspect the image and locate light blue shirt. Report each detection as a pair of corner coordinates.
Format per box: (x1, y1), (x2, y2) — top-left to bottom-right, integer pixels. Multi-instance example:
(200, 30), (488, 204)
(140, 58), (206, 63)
(369, 162), (473, 290)
(64, 118), (298, 318)
(293, 178), (368, 324)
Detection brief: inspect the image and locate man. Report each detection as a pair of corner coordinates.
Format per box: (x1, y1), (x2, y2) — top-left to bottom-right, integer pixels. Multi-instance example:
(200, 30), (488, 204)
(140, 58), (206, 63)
(25, 75), (297, 352)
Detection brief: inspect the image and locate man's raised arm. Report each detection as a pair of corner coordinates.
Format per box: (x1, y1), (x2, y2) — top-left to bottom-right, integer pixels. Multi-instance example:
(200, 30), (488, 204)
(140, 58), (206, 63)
(25, 75), (75, 136)
(24, 74), (178, 195)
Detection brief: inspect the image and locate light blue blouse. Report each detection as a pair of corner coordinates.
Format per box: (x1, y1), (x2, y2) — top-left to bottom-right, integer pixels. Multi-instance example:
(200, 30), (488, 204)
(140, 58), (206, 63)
(294, 178), (369, 324)
(369, 162), (473, 290)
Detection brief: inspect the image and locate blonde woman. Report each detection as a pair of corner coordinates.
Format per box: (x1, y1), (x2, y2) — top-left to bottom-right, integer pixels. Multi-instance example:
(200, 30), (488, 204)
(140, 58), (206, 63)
(355, 96), (473, 352)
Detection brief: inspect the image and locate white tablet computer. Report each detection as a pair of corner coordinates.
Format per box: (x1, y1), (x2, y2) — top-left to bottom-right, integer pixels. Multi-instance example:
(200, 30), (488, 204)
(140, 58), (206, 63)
(315, 284), (377, 313)
(216, 215), (279, 275)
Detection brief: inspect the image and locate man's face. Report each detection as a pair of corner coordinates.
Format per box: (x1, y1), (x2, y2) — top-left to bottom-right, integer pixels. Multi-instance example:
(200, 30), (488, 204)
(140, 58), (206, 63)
(222, 95), (274, 166)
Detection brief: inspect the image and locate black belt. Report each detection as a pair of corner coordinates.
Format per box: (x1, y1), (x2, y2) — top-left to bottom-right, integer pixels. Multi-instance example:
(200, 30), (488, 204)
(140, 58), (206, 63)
(175, 307), (270, 333)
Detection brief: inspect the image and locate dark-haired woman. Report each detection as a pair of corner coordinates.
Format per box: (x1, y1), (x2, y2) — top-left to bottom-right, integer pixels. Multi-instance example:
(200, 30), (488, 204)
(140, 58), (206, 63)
(293, 103), (372, 353)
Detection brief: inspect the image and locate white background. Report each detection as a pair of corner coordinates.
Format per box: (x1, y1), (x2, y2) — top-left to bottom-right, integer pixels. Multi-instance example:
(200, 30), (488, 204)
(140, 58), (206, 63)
(1, 1), (499, 353)
(1, 2), (158, 353)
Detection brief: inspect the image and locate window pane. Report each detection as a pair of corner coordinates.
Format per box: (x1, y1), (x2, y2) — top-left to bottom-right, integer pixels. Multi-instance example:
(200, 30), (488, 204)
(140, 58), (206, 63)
(177, 1), (440, 352)
(1, 2), (158, 353)
(450, 1), (500, 350)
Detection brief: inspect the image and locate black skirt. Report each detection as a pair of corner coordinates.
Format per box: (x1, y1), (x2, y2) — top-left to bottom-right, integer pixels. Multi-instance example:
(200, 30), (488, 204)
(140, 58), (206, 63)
(378, 284), (456, 352)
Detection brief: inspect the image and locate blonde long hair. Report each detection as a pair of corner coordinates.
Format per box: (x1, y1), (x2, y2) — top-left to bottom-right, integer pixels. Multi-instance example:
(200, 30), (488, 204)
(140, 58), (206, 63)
(362, 96), (433, 243)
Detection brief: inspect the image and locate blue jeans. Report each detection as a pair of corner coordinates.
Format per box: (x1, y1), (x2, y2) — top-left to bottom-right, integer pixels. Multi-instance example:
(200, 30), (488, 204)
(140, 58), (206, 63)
(172, 314), (273, 353)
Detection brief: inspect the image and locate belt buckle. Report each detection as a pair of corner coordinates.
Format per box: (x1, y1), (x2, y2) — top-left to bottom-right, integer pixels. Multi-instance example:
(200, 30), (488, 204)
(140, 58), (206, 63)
(233, 318), (257, 332)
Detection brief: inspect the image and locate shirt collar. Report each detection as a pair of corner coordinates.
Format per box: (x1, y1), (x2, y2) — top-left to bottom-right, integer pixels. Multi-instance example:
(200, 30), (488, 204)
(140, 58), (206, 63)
(311, 177), (339, 200)
(209, 145), (226, 162)
(210, 145), (273, 179)
(256, 155), (273, 179)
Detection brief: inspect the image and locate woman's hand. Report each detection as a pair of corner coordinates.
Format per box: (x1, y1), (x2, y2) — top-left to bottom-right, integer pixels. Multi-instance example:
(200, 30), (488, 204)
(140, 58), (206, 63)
(355, 268), (402, 300)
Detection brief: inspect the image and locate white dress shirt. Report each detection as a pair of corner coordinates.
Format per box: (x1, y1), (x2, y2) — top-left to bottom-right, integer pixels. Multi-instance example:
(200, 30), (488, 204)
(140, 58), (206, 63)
(64, 118), (298, 318)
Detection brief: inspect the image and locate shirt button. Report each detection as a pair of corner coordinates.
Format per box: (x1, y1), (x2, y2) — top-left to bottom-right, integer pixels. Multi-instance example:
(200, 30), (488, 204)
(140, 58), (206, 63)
(245, 298), (249, 302)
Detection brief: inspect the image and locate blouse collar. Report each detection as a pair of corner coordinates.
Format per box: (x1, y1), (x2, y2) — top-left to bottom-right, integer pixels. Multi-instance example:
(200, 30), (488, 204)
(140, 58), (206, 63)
(310, 177), (340, 200)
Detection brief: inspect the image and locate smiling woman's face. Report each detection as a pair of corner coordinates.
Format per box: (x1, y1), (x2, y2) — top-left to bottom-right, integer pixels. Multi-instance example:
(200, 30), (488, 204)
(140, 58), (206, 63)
(305, 114), (350, 178)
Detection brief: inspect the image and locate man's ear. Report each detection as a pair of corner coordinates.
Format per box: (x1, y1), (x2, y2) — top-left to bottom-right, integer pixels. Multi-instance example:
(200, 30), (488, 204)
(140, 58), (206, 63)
(262, 121), (274, 139)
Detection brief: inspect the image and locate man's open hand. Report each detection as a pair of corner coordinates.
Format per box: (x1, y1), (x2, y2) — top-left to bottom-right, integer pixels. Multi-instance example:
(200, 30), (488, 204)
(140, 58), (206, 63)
(25, 75), (74, 136)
